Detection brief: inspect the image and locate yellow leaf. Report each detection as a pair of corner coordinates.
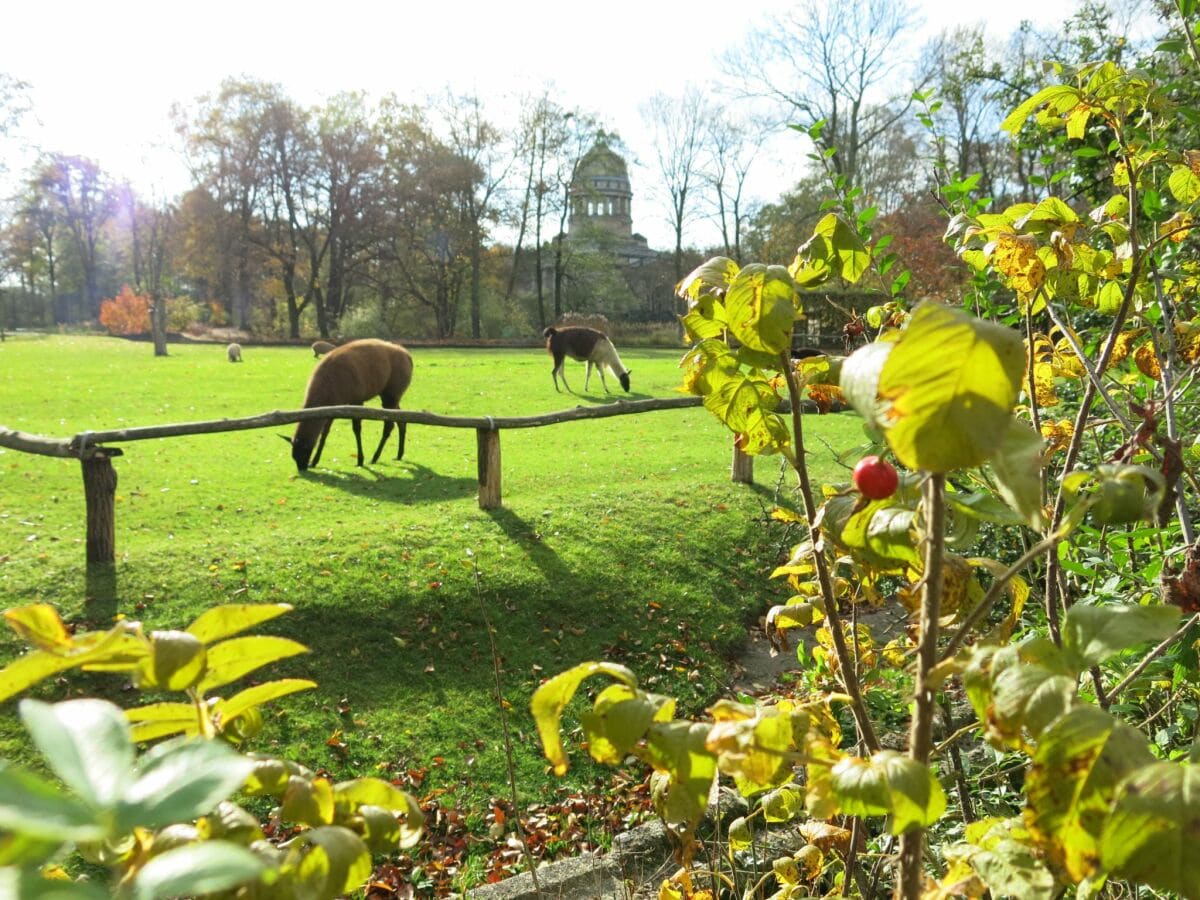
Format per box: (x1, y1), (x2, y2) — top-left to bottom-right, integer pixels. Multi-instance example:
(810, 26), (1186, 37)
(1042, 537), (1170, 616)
(1040, 419), (1075, 456)
(1134, 343), (1161, 380)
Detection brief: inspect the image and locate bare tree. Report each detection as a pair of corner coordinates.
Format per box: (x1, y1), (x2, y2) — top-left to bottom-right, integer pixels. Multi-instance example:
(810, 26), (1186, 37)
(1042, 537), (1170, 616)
(40, 154), (114, 321)
(642, 87), (710, 282)
(727, 0), (920, 194)
(438, 91), (515, 339)
(704, 112), (763, 263)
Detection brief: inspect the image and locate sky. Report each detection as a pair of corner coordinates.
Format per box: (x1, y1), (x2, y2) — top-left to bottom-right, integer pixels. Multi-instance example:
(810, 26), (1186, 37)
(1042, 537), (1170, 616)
(3, 0), (1096, 250)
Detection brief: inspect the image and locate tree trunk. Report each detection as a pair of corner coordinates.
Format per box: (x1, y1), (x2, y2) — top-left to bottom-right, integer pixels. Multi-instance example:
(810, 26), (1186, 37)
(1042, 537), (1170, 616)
(81, 450), (121, 564)
(151, 293), (168, 357)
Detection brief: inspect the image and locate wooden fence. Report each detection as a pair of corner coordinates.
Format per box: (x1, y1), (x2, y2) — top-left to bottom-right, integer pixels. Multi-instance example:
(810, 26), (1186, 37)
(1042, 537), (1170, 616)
(0, 397), (775, 566)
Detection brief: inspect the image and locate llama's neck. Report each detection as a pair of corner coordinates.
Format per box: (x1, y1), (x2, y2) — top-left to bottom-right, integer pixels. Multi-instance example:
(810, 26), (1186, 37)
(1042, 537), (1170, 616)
(594, 339), (627, 375)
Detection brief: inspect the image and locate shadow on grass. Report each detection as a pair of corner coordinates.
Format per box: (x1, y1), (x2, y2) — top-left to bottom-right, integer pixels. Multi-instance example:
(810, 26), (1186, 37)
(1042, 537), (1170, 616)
(82, 563), (117, 627)
(484, 506), (576, 590)
(303, 460), (478, 502)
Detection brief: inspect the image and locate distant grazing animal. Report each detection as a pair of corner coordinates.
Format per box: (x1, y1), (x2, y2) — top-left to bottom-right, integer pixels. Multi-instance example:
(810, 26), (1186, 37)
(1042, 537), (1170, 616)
(791, 346), (824, 360)
(227, 343), (242, 362)
(311, 340), (336, 357)
(543, 326), (630, 394)
(287, 338), (413, 473)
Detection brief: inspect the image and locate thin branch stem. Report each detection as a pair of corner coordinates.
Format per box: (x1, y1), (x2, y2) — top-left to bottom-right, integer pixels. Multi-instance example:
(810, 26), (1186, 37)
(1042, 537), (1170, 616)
(1106, 613), (1200, 703)
(941, 530), (1067, 661)
(780, 351), (880, 753)
(898, 473), (946, 900)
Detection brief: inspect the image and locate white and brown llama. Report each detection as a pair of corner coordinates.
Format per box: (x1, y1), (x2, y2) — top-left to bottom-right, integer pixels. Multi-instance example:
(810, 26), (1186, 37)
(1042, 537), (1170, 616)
(286, 339), (413, 472)
(543, 326), (631, 394)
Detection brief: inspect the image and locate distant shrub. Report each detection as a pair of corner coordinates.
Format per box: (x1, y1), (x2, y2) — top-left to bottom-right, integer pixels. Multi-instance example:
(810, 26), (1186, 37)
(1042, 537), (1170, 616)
(340, 299), (392, 340)
(98, 285), (150, 335)
(166, 295), (202, 332)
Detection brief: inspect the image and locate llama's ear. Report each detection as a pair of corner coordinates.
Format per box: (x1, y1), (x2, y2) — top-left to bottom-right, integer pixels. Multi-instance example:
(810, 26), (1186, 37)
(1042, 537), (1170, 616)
(279, 434), (294, 445)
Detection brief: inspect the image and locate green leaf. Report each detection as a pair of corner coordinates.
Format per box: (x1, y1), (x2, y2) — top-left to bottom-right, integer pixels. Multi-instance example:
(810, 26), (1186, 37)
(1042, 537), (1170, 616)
(0, 870), (109, 898)
(641, 721), (718, 827)
(830, 751), (946, 834)
(185, 603), (294, 644)
(989, 659), (1075, 746)
(724, 264), (797, 355)
(125, 702), (202, 742)
(676, 256), (739, 307)
(0, 761), (105, 843)
(19, 699), (134, 809)
(760, 784), (806, 822)
(286, 825), (372, 896)
(3, 604), (74, 651)
(703, 373), (789, 456)
(1168, 164), (1200, 204)
(0, 626), (145, 702)
(1101, 761), (1200, 896)
(215, 678), (317, 727)
(531, 661), (638, 776)
(281, 775), (336, 827)
(581, 683), (665, 765)
(1061, 604), (1180, 673)
(135, 631), (206, 691)
(964, 818), (1057, 900)
(798, 214), (871, 284)
(989, 420), (1047, 529)
(194, 636), (308, 695)
(876, 302), (1026, 473)
(118, 738), (255, 832)
(332, 778), (423, 848)
(839, 341), (893, 428)
(130, 841), (265, 900)
(1026, 706), (1155, 882)
(1000, 85), (1081, 134)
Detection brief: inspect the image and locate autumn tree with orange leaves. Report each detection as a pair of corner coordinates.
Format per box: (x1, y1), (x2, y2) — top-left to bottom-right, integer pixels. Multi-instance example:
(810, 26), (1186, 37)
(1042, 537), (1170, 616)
(98, 284), (150, 335)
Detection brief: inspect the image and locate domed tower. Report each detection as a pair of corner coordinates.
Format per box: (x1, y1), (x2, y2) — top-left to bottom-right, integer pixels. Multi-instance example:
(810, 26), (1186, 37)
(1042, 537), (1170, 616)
(569, 134), (633, 238)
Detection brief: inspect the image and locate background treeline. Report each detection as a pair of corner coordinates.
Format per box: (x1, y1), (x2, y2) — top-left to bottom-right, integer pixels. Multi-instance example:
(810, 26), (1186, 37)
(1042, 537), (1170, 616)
(0, 0), (1164, 342)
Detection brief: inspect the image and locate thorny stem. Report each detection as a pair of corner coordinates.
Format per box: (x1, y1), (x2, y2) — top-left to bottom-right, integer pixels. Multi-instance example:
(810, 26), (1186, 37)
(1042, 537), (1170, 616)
(897, 474), (946, 900)
(1106, 613), (1200, 703)
(1045, 198), (1143, 641)
(1149, 257), (1196, 544)
(470, 559), (542, 895)
(941, 530), (1067, 661)
(780, 352), (880, 753)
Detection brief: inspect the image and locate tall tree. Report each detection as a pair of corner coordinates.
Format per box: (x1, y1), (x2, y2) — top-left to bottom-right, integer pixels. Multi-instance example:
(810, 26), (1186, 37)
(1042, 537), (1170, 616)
(703, 111), (763, 264)
(727, 0), (919, 195)
(174, 78), (273, 330)
(310, 92), (385, 336)
(642, 87), (710, 282)
(437, 91), (514, 339)
(40, 154), (114, 321)
(373, 101), (473, 338)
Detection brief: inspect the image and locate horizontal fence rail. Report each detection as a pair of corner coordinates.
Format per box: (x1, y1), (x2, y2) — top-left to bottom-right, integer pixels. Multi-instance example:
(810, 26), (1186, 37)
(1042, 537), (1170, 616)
(0, 396), (802, 566)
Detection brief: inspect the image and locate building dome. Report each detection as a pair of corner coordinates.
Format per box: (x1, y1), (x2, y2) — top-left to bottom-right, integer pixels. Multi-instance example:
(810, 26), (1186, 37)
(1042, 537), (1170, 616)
(569, 134), (632, 238)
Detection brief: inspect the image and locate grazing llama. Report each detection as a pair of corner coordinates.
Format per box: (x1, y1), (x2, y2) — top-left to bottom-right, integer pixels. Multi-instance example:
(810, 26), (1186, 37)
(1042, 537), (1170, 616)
(287, 339), (413, 472)
(543, 326), (630, 394)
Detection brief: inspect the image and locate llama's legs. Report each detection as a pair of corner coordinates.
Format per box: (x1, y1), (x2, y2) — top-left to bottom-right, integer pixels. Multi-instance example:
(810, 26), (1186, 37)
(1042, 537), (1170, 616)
(553, 361), (572, 393)
(351, 417), (365, 466)
(584, 361), (594, 391)
(372, 397), (400, 464)
(597, 365), (610, 393)
(311, 420), (333, 468)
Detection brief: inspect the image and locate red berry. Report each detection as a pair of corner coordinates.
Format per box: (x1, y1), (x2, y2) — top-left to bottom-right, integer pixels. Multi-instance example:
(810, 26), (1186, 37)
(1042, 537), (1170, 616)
(853, 455), (899, 500)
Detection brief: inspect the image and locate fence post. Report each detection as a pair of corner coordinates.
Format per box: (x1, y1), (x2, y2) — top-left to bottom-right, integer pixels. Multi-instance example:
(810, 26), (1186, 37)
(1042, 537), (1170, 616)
(80, 447), (122, 564)
(477, 427), (502, 509)
(731, 442), (753, 485)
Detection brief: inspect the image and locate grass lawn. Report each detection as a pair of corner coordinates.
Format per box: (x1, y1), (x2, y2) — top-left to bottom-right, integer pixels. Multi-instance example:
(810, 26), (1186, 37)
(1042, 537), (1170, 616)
(0, 333), (868, 887)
